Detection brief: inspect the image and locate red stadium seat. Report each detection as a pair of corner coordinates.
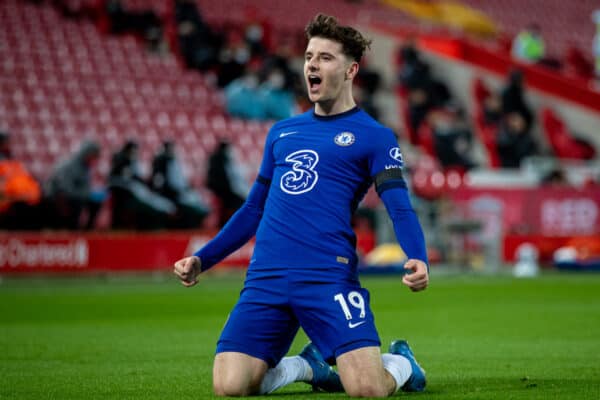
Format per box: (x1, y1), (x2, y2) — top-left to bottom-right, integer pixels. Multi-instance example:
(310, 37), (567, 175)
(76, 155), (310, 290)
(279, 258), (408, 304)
(541, 108), (596, 160)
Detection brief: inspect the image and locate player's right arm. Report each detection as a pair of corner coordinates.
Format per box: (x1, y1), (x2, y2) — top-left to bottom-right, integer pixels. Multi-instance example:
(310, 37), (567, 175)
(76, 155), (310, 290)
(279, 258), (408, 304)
(173, 255), (202, 287)
(173, 126), (277, 287)
(173, 176), (271, 286)
(173, 177), (271, 285)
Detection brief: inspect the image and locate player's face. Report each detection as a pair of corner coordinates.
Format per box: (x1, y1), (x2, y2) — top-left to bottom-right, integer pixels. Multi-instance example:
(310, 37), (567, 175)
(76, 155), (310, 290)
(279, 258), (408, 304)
(304, 37), (355, 104)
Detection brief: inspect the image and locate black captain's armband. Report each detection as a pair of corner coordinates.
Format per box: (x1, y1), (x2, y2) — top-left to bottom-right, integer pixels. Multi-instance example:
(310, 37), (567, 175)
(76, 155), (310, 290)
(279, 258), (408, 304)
(256, 175), (271, 186)
(374, 169), (407, 194)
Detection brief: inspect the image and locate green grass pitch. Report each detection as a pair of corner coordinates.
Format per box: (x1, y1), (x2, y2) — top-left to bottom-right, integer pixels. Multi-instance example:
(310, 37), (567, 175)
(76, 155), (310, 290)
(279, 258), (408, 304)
(1, 272), (599, 399)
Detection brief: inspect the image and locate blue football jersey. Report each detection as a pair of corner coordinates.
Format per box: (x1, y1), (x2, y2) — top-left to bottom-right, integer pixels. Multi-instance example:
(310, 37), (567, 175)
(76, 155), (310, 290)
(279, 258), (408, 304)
(249, 107), (404, 276)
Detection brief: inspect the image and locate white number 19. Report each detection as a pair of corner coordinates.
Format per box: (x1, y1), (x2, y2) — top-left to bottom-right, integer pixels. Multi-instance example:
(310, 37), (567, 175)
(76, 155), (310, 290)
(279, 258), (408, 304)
(334, 291), (366, 320)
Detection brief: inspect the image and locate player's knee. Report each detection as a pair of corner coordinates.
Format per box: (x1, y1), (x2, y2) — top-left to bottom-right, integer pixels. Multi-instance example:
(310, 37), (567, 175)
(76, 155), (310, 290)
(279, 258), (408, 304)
(213, 353), (267, 396)
(213, 370), (255, 397)
(343, 379), (389, 398)
(345, 385), (389, 398)
(213, 376), (253, 397)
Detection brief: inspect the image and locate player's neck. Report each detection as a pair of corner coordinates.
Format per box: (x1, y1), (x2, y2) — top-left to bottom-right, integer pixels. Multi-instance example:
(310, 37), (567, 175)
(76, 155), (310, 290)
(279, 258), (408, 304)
(314, 91), (356, 117)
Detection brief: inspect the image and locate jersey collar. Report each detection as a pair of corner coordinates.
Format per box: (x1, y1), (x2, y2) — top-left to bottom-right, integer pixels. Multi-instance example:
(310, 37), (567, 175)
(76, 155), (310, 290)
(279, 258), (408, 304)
(312, 106), (360, 121)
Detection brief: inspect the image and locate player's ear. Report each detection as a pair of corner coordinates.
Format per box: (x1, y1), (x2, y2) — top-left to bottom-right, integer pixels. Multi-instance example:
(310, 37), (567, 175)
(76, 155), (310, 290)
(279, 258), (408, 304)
(345, 61), (359, 81)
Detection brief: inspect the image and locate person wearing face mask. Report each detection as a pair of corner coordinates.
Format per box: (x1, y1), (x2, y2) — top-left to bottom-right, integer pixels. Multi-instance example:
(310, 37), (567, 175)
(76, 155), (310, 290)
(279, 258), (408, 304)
(150, 140), (210, 229)
(258, 67), (297, 121)
(108, 140), (176, 230)
(431, 107), (477, 171)
(43, 140), (103, 230)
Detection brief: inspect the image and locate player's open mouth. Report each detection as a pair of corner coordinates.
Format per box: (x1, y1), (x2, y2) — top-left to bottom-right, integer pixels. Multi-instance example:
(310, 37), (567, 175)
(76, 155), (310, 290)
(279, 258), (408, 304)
(308, 75), (322, 92)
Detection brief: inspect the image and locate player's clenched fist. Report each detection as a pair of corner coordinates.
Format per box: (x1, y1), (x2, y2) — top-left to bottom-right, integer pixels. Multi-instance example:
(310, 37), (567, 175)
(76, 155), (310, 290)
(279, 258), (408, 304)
(402, 259), (429, 292)
(174, 256), (202, 287)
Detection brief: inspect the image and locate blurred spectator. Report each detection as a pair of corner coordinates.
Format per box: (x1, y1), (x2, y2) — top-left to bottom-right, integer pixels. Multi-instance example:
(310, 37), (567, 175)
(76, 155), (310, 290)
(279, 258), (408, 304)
(217, 33), (251, 87)
(431, 108), (476, 171)
(0, 131), (42, 230)
(106, 0), (165, 53)
(44, 140), (103, 230)
(400, 43), (433, 136)
(108, 140), (176, 230)
(511, 24), (545, 64)
(206, 141), (248, 227)
(225, 66), (296, 121)
(482, 93), (503, 126)
(398, 42), (452, 142)
(242, 7), (272, 57)
(500, 70), (533, 132)
(356, 64), (382, 120)
(224, 71), (265, 120)
(150, 140), (209, 229)
(594, 10), (600, 80)
(50, 0), (100, 20)
(258, 67), (296, 120)
(175, 0), (222, 70)
(541, 167), (570, 187)
(260, 50), (300, 95)
(398, 41), (429, 90)
(496, 112), (538, 168)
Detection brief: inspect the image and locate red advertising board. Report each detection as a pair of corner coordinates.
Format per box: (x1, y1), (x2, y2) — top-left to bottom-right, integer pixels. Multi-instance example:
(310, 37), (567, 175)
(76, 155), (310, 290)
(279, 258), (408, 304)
(448, 186), (600, 261)
(448, 186), (600, 236)
(0, 232), (254, 274)
(0, 227), (377, 274)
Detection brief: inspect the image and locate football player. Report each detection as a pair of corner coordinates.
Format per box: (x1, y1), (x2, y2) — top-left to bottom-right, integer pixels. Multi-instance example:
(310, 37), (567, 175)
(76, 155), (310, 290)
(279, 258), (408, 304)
(175, 13), (429, 397)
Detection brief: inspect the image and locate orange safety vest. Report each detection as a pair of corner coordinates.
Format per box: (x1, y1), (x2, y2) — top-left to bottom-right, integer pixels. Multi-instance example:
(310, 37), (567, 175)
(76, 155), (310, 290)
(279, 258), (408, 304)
(0, 160), (42, 212)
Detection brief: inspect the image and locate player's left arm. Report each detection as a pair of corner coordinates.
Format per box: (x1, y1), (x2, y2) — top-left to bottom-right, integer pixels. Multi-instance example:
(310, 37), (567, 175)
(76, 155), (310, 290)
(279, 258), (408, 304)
(379, 185), (429, 292)
(369, 129), (428, 292)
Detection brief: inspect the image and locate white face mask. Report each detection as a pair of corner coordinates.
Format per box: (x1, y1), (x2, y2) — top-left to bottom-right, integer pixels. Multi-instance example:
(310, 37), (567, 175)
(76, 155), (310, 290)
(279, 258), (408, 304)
(234, 47), (250, 64)
(268, 72), (285, 89)
(246, 25), (263, 41)
(244, 74), (259, 88)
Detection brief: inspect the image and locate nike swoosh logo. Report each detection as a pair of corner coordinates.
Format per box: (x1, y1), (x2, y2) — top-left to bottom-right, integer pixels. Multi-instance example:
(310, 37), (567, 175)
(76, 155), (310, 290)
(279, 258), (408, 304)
(279, 131), (298, 137)
(348, 321), (366, 329)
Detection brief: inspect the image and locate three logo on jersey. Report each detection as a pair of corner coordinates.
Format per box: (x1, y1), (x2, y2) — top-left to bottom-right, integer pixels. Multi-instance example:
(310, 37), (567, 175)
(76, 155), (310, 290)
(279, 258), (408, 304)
(280, 149), (319, 194)
(279, 131), (356, 194)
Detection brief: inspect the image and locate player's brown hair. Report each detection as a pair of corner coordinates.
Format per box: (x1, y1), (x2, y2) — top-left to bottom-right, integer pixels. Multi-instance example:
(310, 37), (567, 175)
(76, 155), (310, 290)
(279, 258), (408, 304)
(305, 14), (372, 62)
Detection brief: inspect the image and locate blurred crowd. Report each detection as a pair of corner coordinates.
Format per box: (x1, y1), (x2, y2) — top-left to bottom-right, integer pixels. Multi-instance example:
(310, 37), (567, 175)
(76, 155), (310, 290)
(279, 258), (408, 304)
(45, 0), (383, 120)
(1, 0), (388, 232)
(3, 1), (599, 233)
(0, 131), (251, 231)
(396, 42), (596, 174)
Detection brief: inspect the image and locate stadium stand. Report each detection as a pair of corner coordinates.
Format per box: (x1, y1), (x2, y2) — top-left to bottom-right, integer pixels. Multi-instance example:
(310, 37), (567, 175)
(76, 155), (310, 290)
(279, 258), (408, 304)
(3, 0), (597, 189)
(459, 0), (598, 60)
(1, 0), (599, 271)
(0, 0), (271, 195)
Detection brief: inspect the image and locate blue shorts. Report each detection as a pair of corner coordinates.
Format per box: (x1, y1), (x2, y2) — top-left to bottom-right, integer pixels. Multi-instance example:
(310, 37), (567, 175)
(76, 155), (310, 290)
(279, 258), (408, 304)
(216, 271), (381, 367)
